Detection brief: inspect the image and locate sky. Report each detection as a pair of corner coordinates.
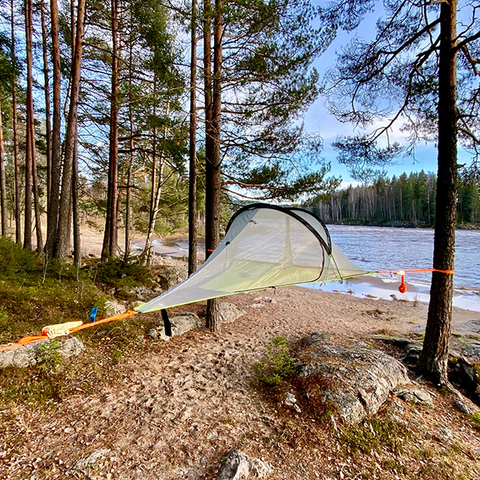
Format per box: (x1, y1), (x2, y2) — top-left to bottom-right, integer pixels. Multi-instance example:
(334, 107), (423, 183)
(300, 2), (473, 187)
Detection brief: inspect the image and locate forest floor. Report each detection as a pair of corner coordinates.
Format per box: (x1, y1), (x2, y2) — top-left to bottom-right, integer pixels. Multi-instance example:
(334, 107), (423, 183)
(2, 278), (480, 480)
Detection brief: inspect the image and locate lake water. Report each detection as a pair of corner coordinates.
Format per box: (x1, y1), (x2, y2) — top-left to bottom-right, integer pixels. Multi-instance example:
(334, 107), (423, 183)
(313, 225), (480, 311)
(327, 225), (480, 289)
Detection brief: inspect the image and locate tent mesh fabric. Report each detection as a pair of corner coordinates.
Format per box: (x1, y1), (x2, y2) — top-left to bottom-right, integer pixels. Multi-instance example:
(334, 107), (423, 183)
(136, 204), (367, 313)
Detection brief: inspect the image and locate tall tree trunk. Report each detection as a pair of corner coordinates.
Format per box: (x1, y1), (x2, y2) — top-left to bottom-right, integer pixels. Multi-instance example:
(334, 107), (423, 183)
(102, 0), (119, 260)
(24, 0), (35, 250)
(56, 0), (86, 259)
(0, 103), (7, 236)
(72, 134), (81, 265)
(205, 0), (222, 332)
(419, 0), (458, 385)
(11, 0), (21, 243)
(71, 0), (80, 266)
(143, 76), (169, 266)
(46, 0), (62, 257)
(40, 0), (52, 211)
(31, 114), (44, 252)
(204, 0), (213, 253)
(124, 39), (134, 261)
(27, 0), (44, 254)
(188, 0), (198, 276)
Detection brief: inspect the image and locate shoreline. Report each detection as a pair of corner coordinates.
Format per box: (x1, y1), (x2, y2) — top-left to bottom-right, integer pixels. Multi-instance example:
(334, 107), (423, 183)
(306, 274), (480, 313)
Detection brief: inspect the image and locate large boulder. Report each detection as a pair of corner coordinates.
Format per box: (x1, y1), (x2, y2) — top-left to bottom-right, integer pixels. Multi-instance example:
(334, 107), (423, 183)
(147, 312), (201, 340)
(295, 333), (410, 424)
(217, 302), (244, 324)
(216, 450), (273, 480)
(0, 336), (85, 369)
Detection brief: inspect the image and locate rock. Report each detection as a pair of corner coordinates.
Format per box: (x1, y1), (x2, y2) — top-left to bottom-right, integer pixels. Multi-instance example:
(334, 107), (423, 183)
(295, 334), (410, 424)
(117, 285), (153, 301)
(403, 344), (422, 363)
(74, 448), (111, 472)
(453, 356), (480, 402)
(248, 457), (273, 478)
(395, 388), (433, 406)
(150, 257), (188, 281)
(170, 313), (201, 336)
(285, 392), (301, 413)
(216, 450), (272, 480)
(58, 337), (85, 359)
(105, 300), (126, 316)
(0, 337), (85, 369)
(152, 264), (186, 291)
(149, 312), (201, 340)
(217, 451), (249, 480)
(461, 343), (480, 361)
(453, 397), (472, 415)
(217, 302), (244, 324)
(147, 328), (158, 339)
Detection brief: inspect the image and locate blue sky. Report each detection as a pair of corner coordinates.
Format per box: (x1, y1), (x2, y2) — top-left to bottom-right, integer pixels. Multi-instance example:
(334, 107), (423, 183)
(301, 3), (473, 186)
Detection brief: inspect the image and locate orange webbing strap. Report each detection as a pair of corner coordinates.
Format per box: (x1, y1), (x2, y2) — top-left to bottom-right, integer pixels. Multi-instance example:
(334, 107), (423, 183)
(376, 268), (454, 274)
(69, 310), (137, 333)
(0, 335), (47, 352)
(0, 310), (138, 353)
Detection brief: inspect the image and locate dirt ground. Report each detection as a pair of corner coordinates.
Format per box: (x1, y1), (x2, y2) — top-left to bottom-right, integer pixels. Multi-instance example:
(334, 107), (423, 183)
(2, 284), (480, 480)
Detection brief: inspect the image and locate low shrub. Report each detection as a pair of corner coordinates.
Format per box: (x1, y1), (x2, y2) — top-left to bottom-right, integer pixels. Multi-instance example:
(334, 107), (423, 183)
(253, 336), (296, 388)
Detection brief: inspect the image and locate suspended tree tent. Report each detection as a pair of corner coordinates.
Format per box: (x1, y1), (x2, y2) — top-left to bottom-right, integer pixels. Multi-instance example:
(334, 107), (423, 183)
(135, 203), (367, 313)
(0, 204), (370, 352)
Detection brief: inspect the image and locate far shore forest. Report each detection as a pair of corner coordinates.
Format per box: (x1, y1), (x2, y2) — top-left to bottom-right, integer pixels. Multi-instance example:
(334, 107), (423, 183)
(306, 172), (480, 228)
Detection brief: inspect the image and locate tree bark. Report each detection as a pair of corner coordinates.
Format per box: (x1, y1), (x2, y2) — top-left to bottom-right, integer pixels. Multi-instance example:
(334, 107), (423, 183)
(31, 114), (44, 253)
(205, 0), (222, 332)
(27, 0), (44, 254)
(46, 0), (63, 257)
(56, 0), (86, 259)
(124, 39), (134, 261)
(188, 0), (198, 276)
(71, 1), (81, 266)
(24, 0), (35, 250)
(0, 103), (7, 236)
(40, 0), (52, 211)
(102, 0), (119, 260)
(72, 134), (81, 265)
(419, 0), (458, 385)
(11, 0), (21, 244)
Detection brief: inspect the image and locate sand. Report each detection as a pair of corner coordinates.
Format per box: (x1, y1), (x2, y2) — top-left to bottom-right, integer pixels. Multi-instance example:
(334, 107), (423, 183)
(2, 284), (480, 480)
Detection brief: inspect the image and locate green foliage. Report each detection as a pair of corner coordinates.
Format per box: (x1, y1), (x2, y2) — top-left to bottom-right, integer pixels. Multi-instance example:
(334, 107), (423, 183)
(0, 367), (64, 405)
(37, 340), (63, 374)
(110, 345), (124, 364)
(0, 239), (109, 345)
(90, 258), (152, 289)
(252, 337), (296, 388)
(340, 416), (411, 456)
(0, 237), (43, 275)
(472, 412), (480, 424)
(332, 135), (403, 184)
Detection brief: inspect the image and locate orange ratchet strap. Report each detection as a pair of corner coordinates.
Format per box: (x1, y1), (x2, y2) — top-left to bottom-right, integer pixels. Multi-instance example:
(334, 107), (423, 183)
(0, 310), (137, 353)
